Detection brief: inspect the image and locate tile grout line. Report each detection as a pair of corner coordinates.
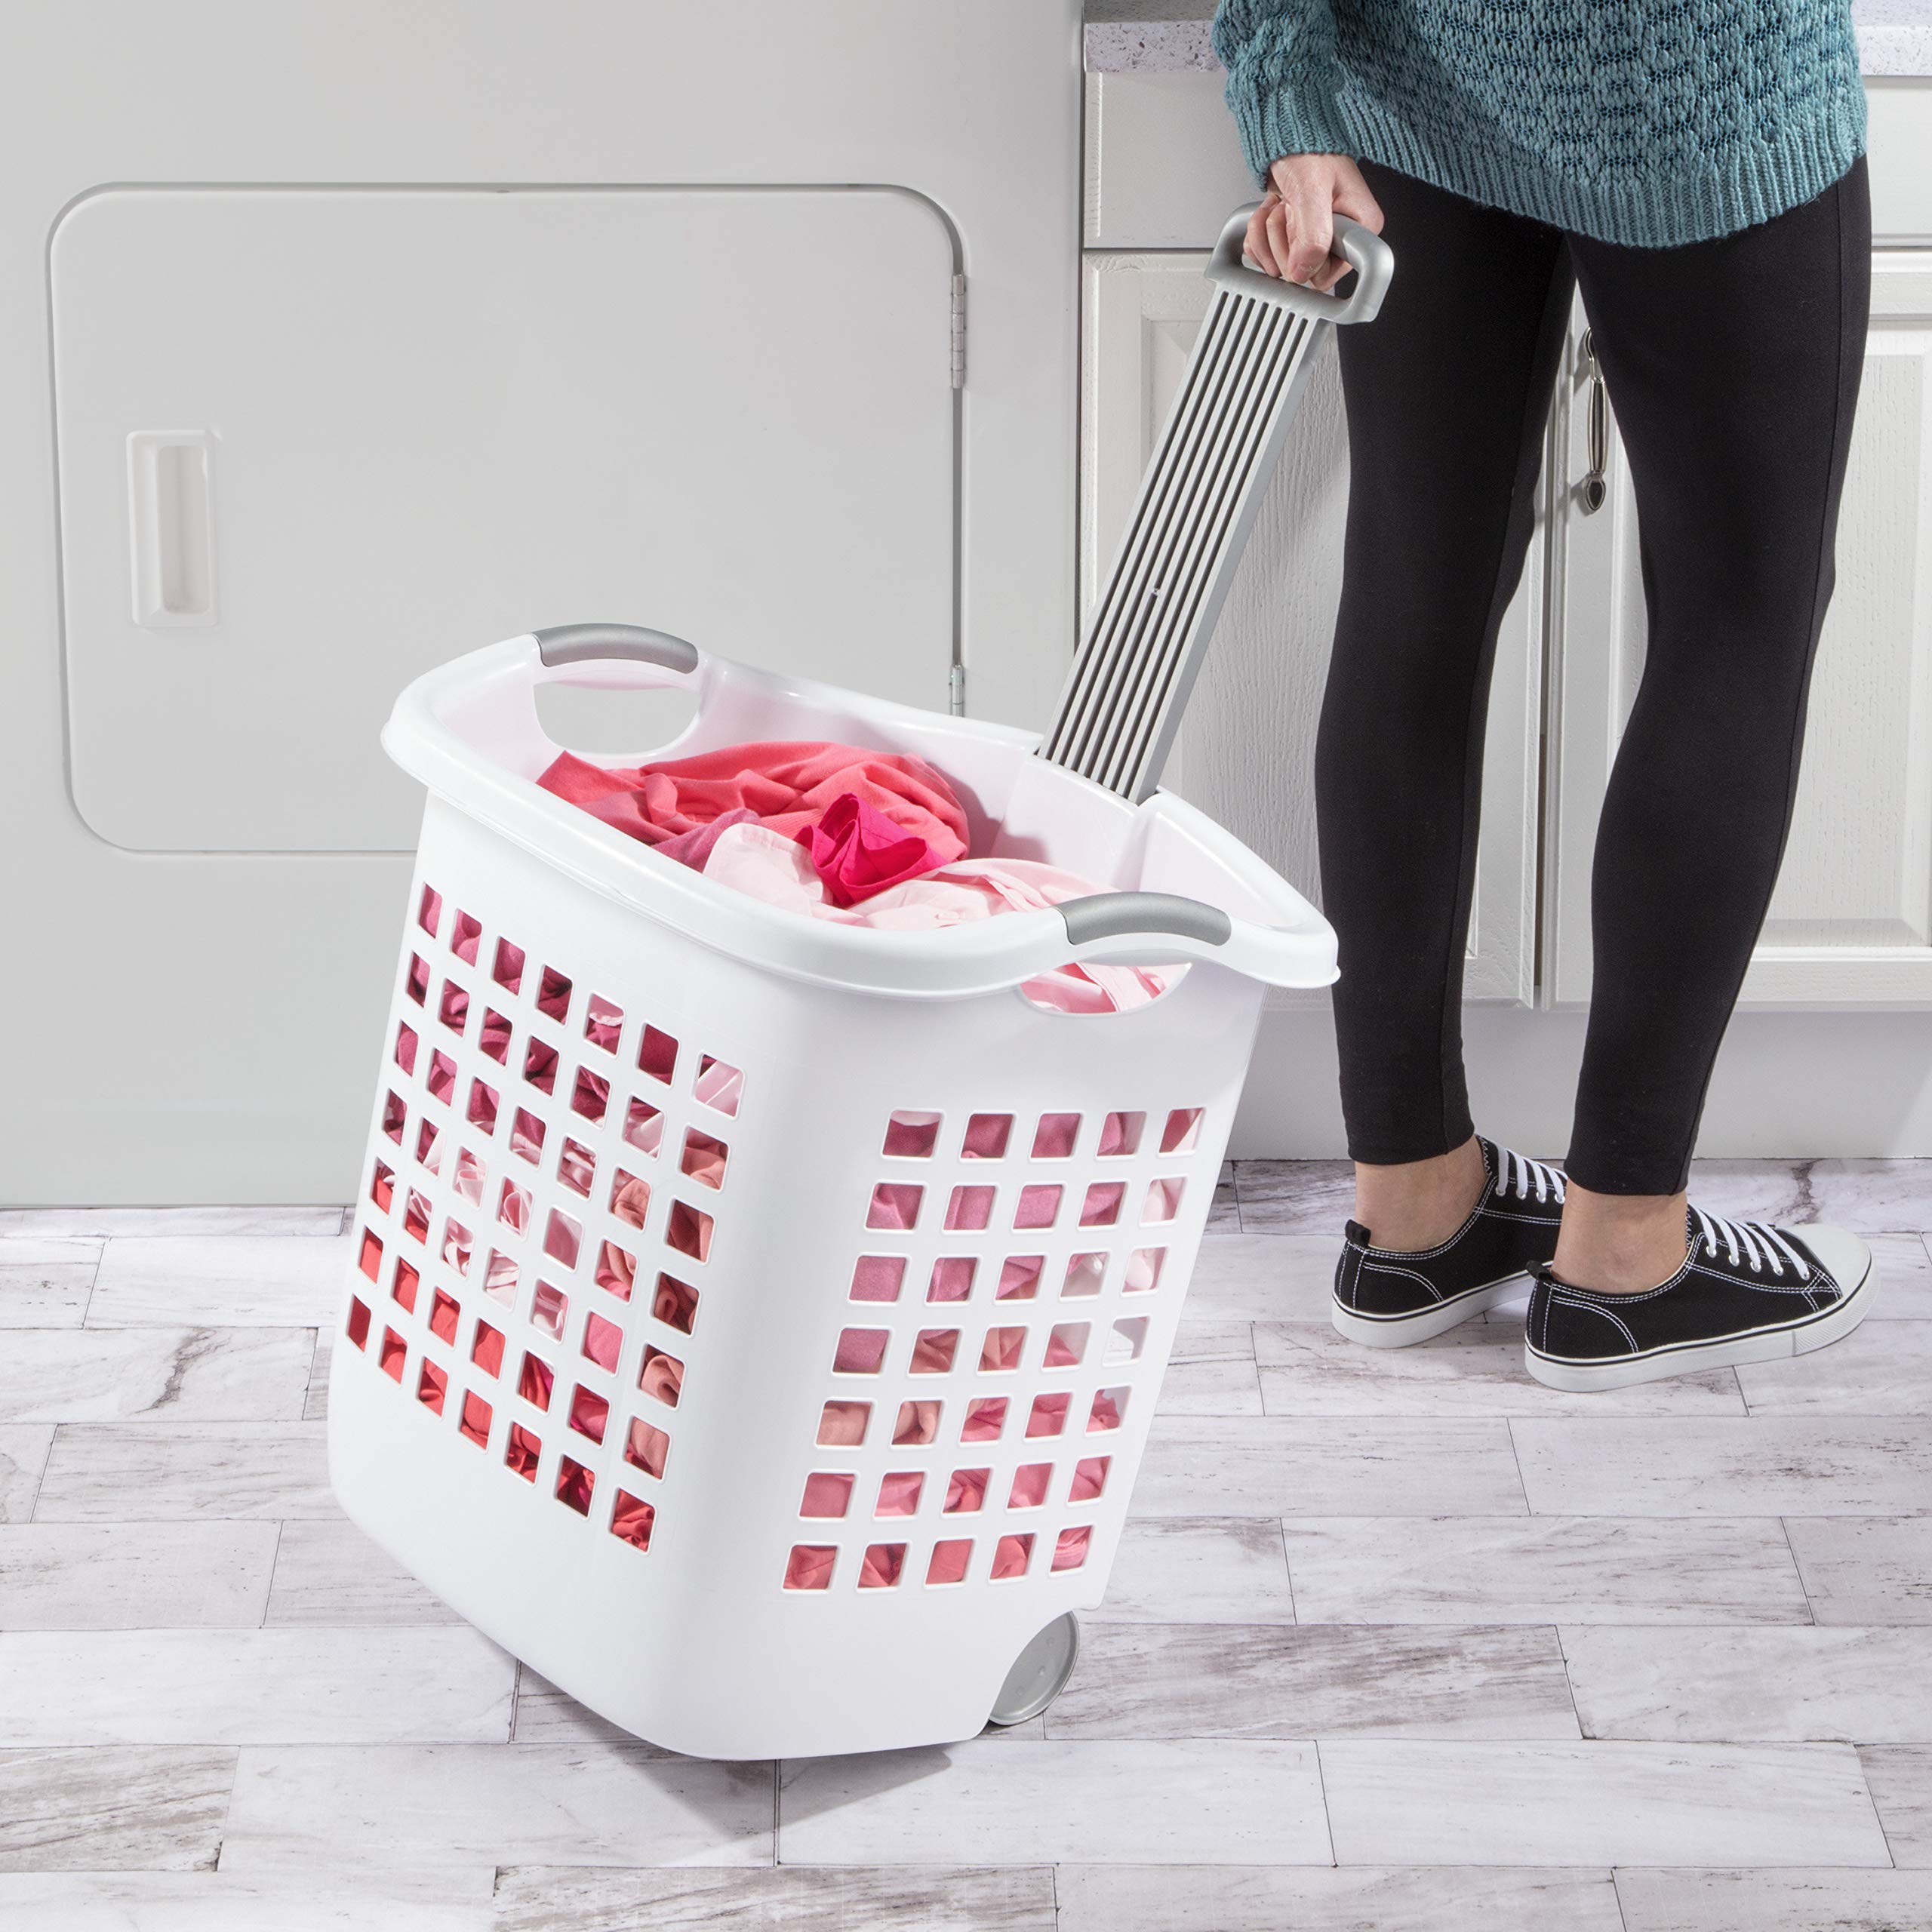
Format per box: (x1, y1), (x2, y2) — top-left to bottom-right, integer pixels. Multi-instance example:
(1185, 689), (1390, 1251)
(1309, 1735), (1339, 1868)
(1776, 1515), (1820, 1628)
(1551, 1620), (1589, 1741)
(1277, 1514), (1300, 1626)
(21, 1424), (57, 1524)
(214, 1737), (248, 1874)
(1503, 1415), (1536, 1518)
(1854, 1742), (1904, 1870)
(1608, 1864), (1635, 1932)
(261, 1520), (285, 1631)
(77, 1238), (105, 1329)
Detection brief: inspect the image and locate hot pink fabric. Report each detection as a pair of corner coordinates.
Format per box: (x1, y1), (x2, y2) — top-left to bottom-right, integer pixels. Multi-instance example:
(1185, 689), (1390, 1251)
(795, 792), (946, 906)
(537, 742), (968, 866)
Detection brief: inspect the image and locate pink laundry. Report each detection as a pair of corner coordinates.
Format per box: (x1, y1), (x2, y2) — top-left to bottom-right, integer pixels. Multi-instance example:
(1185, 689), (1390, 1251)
(701, 823), (1175, 1014)
(794, 790), (947, 905)
(537, 741), (968, 865)
(537, 738), (1180, 1013)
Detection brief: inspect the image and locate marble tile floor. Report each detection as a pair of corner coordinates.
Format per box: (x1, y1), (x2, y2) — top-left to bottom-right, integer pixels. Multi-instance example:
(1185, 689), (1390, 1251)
(2, 1160), (1930, 1928)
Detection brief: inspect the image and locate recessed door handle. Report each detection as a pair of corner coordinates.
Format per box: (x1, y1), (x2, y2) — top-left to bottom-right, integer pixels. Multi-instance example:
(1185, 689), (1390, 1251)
(127, 430), (218, 628)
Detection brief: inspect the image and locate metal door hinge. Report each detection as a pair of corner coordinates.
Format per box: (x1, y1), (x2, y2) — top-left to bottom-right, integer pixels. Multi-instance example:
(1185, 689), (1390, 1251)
(948, 663), (965, 715)
(949, 274), (968, 389)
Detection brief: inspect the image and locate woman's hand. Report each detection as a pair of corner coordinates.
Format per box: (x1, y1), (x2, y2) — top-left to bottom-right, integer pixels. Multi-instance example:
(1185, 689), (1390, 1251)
(1245, 155), (1384, 290)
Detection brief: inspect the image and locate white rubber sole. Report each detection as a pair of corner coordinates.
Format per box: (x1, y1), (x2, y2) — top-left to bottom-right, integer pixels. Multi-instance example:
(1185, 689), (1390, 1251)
(1331, 1272), (1529, 1349)
(1524, 1251), (1878, 1392)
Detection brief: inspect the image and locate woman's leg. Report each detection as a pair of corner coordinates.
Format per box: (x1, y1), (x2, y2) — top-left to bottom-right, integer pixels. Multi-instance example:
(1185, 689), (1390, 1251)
(1553, 159), (1871, 1287)
(1320, 162), (1574, 1244)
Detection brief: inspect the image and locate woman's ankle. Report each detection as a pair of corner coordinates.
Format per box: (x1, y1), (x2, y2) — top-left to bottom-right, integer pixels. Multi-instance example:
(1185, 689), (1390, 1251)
(1353, 1135), (1486, 1251)
(1550, 1183), (1689, 1293)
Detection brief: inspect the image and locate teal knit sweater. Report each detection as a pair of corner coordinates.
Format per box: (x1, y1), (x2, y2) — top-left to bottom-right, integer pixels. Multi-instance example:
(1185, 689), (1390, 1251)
(1211, 0), (1866, 246)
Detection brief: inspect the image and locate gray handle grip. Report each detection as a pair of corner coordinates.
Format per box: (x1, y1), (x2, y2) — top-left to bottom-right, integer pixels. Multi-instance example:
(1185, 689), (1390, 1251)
(1059, 892), (1232, 949)
(534, 623), (701, 674)
(1207, 207), (1394, 326)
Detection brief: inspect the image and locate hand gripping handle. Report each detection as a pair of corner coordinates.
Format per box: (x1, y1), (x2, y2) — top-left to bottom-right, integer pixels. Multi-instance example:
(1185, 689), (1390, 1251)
(1206, 206), (1394, 325)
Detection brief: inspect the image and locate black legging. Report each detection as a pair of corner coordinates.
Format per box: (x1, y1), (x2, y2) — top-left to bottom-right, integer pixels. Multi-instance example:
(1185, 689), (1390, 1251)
(1318, 156), (1869, 1196)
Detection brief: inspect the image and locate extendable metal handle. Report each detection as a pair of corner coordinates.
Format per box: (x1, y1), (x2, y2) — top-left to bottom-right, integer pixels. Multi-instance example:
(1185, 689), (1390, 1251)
(1207, 208), (1394, 326)
(534, 623), (702, 673)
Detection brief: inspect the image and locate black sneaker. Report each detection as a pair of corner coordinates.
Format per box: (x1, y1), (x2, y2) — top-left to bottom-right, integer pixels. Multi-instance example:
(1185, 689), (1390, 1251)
(1524, 1210), (1876, 1392)
(1331, 1138), (1566, 1348)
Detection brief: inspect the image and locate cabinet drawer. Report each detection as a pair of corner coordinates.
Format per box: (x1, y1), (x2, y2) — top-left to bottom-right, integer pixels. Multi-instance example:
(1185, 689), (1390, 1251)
(1869, 80), (1932, 240)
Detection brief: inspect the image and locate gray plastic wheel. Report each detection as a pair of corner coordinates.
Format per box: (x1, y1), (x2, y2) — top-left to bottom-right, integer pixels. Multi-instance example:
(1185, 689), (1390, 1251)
(987, 1612), (1081, 1727)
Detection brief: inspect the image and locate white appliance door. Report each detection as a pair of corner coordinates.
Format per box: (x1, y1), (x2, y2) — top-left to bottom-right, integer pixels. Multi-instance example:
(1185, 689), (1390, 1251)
(52, 186), (958, 853)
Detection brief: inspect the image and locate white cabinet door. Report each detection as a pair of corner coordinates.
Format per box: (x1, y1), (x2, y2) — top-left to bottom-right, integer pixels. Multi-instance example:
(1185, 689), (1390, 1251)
(1081, 252), (1546, 1004)
(1545, 254), (1932, 1008)
(51, 186), (958, 854)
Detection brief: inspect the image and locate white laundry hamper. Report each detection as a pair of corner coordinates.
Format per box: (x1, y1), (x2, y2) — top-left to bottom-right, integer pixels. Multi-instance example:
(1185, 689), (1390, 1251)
(329, 208), (1394, 1759)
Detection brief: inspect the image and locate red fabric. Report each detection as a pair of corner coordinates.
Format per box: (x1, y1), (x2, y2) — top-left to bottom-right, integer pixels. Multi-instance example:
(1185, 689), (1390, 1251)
(537, 740), (968, 866)
(794, 791), (946, 906)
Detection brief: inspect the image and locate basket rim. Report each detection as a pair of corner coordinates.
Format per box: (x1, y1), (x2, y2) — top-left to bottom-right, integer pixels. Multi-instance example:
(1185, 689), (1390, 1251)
(381, 633), (1337, 1001)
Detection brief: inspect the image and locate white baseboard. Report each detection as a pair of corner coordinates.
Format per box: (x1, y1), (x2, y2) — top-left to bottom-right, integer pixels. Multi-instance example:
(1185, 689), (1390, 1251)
(1232, 1001), (1932, 1161)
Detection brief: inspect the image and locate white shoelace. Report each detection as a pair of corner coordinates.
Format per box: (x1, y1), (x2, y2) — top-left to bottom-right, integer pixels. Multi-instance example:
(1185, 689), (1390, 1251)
(1692, 1208), (1809, 1276)
(1497, 1147), (1566, 1204)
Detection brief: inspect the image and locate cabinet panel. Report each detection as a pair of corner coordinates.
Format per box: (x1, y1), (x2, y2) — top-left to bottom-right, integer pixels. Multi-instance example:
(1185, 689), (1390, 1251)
(1545, 253), (1932, 1007)
(52, 186), (957, 854)
(1082, 252), (1544, 1004)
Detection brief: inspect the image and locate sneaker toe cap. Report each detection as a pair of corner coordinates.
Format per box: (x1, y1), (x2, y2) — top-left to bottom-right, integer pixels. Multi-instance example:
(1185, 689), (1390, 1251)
(1787, 1222), (1872, 1293)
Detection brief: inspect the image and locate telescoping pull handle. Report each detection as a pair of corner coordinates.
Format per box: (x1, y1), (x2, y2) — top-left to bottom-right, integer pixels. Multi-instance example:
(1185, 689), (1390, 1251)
(1207, 207), (1394, 327)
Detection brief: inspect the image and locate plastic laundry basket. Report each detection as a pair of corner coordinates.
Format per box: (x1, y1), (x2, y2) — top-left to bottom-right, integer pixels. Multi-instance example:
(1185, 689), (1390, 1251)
(329, 202), (1393, 1759)
(328, 622), (1339, 1759)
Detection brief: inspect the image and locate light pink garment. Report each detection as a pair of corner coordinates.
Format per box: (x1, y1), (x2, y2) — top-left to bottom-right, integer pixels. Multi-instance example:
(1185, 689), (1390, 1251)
(692, 1057), (743, 1115)
(700, 825), (1177, 1013)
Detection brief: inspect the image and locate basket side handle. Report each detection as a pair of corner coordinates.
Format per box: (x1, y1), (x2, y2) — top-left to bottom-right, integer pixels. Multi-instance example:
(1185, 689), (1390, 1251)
(1060, 891), (1232, 949)
(534, 623), (703, 675)
(1041, 891), (1335, 992)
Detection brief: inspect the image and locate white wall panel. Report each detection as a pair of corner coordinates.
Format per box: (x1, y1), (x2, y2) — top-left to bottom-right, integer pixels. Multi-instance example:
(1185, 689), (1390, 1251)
(0, 0), (1084, 1204)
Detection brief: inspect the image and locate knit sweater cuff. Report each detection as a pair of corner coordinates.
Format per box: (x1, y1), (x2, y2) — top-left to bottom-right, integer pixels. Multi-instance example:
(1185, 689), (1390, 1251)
(1223, 63), (1358, 184)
